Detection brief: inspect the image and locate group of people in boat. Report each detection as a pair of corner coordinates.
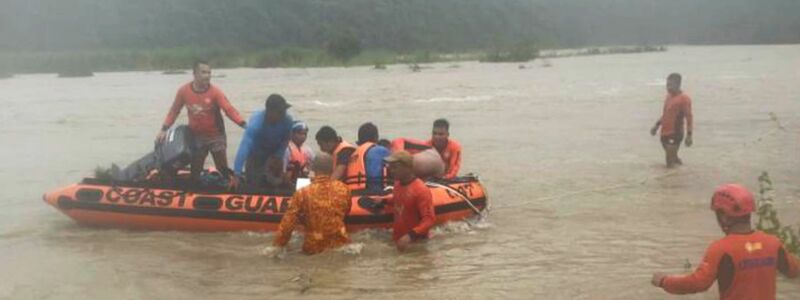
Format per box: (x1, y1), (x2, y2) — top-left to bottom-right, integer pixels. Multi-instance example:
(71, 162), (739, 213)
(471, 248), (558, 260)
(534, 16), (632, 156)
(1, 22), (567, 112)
(155, 60), (461, 192)
(152, 60), (800, 299)
(154, 60), (462, 252)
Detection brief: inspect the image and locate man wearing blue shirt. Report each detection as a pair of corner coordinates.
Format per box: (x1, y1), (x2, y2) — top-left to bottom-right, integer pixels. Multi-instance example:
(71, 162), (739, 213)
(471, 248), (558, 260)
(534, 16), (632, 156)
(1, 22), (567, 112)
(355, 122), (391, 193)
(234, 94), (294, 187)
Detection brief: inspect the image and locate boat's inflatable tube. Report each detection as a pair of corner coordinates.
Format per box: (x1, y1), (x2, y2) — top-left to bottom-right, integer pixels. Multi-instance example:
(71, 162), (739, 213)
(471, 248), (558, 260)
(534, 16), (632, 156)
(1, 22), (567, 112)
(43, 175), (488, 232)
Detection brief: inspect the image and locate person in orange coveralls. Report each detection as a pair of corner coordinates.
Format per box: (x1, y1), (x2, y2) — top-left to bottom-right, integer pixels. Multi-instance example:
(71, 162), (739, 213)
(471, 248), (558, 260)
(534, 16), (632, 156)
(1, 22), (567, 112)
(650, 73), (693, 168)
(383, 150), (436, 251)
(272, 153), (351, 255)
(651, 184), (799, 300)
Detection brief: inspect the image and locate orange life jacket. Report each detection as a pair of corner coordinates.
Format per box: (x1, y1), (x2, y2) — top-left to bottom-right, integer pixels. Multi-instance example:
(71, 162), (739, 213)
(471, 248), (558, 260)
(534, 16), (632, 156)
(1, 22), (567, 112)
(343, 142), (375, 190)
(286, 142), (309, 180)
(331, 141), (357, 172)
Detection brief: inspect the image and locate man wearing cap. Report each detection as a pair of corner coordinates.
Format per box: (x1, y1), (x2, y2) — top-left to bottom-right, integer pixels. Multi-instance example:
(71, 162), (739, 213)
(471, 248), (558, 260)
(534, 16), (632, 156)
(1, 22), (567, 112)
(283, 121), (315, 185)
(651, 184), (799, 299)
(383, 151), (436, 251)
(156, 60), (246, 181)
(234, 94), (294, 187)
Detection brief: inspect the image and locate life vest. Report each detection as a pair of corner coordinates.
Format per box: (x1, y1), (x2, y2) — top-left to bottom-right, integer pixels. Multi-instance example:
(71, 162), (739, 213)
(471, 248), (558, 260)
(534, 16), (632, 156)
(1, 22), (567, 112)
(343, 142), (392, 191)
(331, 141), (357, 172)
(286, 142), (309, 180)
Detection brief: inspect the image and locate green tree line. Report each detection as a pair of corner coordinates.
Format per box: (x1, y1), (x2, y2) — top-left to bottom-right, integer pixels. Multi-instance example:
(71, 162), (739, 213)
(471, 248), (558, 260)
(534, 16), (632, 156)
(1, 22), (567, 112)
(0, 0), (798, 74)
(4, 0), (798, 52)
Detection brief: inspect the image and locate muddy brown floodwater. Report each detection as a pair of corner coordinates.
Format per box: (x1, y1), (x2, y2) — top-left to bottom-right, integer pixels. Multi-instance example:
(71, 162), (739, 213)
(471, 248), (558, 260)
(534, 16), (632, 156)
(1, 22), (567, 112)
(1, 45), (799, 299)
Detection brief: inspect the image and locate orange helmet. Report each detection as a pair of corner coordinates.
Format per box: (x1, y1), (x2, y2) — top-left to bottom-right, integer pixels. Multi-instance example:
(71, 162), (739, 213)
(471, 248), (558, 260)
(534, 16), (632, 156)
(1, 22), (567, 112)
(710, 184), (755, 217)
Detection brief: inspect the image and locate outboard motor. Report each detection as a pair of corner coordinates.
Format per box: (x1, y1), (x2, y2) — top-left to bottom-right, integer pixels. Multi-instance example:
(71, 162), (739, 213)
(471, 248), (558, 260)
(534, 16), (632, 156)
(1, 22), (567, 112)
(110, 125), (194, 181)
(155, 125), (195, 174)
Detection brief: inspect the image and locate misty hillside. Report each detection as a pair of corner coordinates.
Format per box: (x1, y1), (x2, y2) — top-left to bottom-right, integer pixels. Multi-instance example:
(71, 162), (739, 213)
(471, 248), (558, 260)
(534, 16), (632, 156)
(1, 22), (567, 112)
(2, 0), (799, 53)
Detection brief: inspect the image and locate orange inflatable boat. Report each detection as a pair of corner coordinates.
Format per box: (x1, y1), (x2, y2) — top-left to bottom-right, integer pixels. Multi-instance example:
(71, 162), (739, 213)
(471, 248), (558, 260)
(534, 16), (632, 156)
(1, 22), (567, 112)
(43, 174), (488, 232)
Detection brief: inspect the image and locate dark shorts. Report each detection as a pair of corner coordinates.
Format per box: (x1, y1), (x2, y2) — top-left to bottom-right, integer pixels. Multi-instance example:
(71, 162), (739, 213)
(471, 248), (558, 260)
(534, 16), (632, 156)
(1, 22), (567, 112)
(661, 133), (684, 146)
(195, 134), (227, 153)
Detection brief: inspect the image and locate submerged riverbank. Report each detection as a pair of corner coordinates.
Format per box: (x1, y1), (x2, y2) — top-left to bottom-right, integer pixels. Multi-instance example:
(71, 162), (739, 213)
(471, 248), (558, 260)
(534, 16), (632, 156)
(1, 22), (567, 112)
(0, 45), (668, 76)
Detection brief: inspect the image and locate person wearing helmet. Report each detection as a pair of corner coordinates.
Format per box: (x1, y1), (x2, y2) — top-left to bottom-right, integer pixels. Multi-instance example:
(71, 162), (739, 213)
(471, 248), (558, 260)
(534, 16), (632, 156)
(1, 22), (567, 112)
(651, 184), (799, 300)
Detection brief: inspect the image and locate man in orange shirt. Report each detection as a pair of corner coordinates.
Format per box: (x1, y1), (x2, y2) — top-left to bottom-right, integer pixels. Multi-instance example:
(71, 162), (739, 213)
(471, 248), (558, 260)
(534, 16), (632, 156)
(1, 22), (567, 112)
(273, 153), (351, 255)
(156, 60), (246, 181)
(383, 151), (436, 251)
(426, 118), (461, 179)
(650, 73), (693, 168)
(651, 184), (800, 300)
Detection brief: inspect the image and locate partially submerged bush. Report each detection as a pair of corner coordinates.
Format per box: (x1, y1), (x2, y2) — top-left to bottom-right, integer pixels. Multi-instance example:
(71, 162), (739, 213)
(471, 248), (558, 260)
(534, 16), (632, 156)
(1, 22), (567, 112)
(756, 172), (800, 255)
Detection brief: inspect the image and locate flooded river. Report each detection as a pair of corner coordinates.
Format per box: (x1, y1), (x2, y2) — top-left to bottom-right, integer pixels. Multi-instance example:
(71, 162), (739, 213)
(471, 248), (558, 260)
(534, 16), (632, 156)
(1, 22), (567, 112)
(1, 45), (799, 299)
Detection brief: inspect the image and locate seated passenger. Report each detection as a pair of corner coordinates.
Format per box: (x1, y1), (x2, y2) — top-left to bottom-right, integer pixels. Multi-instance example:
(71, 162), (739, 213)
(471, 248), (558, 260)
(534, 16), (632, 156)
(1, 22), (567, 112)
(314, 126), (356, 184)
(352, 122), (391, 193)
(284, 121), (315, 185)
(425, 118), (461, 179)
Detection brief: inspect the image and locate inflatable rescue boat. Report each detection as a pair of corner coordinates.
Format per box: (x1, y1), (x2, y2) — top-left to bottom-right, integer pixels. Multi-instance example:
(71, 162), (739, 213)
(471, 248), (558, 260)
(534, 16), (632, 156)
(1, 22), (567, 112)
(43, 175), (487, 232)
(42, 125), (488, 231)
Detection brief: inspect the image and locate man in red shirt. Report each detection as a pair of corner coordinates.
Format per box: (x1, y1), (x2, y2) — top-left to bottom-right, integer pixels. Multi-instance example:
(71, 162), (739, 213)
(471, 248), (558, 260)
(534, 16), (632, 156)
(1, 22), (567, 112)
(383, 150), (436, 251)
(156, 60), (246, 181)
(426, 118), (461, 179)
(650, 73), (693, 168)
(651, 184), (800, 300)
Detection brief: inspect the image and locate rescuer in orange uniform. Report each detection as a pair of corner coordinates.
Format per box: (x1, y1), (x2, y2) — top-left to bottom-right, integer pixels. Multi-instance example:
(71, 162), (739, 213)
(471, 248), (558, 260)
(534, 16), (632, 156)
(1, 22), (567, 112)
(651, 184), (799, 300)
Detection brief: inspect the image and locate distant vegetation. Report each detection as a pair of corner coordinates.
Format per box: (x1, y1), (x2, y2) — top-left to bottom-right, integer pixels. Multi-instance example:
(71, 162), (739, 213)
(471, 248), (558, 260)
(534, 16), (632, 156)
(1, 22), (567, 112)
(481, 42), (539, 63)
(0, 48), (484, 74)
(0, 0), (798, 73)
(326, 33), (362, 64)
(540, 46), (666, 59)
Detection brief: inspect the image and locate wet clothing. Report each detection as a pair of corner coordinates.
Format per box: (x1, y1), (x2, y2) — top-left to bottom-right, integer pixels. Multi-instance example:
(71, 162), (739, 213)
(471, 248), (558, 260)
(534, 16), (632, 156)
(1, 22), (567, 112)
(386, 178), (436, 242)
(194, 133), (227, 153)
(660, 231), (800, 300)
(233, 110), (293, 175)
(162, 83), (245, 138)
(426, 139), (462, 179)
(273, 176), (351, 254)
(660, 133), (684, 147)
(659, 92), (693, 137)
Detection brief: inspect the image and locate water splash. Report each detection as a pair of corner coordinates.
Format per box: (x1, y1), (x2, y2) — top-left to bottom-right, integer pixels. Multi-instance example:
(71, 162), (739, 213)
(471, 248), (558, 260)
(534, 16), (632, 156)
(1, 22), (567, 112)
(259, 245), (287, 259)
(337, 242), (365, 255)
